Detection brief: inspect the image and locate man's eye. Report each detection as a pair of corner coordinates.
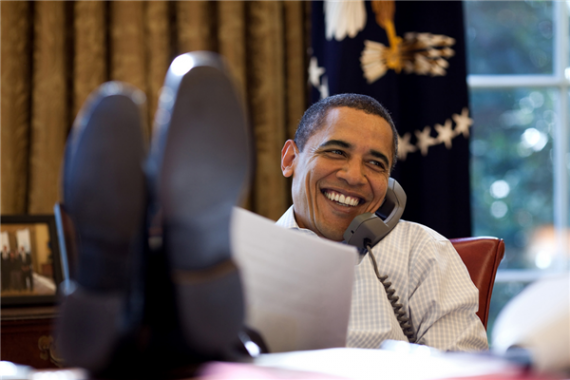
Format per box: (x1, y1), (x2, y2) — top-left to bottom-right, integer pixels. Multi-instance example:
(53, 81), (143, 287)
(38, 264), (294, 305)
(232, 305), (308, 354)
(328, 149), (345, 156)
(370, 160), (386, 170)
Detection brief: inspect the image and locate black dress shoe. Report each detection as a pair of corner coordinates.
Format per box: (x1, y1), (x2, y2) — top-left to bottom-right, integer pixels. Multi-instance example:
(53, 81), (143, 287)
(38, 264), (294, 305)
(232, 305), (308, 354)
(146, 52), (252, 364)
(55, 82), (148, 375)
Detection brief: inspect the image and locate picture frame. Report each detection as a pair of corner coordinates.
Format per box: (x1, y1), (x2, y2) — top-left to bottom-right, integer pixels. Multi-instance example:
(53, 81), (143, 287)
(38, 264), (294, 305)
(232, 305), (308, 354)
(1, 214), (64, 307)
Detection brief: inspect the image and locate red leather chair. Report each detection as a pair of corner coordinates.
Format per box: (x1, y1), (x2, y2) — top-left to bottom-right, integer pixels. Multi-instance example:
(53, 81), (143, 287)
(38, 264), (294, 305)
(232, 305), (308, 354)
(450, 237), (505, 330)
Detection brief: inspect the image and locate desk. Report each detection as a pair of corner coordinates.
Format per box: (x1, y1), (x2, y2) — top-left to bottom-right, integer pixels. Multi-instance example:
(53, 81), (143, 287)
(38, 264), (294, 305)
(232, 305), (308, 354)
(1, 306), (62, 369)
(210, 347), (561, 380)
(5, 348), (562, 380)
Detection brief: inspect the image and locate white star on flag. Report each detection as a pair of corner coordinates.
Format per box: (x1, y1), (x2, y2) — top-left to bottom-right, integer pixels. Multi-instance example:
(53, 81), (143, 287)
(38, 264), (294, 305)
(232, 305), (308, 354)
(308, 56), (325, 88)
(319, 75), (329, 99)
(415, 126), (437, 156)
(452, 107), (473, 138)
(397, 133), (417, 161)
(435, 119), (454, 149)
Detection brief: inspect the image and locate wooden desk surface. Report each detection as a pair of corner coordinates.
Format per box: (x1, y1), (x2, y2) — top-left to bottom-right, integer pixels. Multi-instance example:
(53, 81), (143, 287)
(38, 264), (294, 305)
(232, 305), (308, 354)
(1, 305), (60, 369)
(1, 305), (57, 321)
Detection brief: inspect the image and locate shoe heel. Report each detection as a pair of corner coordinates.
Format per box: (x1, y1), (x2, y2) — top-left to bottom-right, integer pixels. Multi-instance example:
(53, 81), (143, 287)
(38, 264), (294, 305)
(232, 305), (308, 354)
(173, 260), (244, 355)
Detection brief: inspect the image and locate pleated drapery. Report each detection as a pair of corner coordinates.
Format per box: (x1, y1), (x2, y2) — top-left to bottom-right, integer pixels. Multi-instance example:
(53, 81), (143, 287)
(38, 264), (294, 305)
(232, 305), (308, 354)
(1, 1), (308, 221)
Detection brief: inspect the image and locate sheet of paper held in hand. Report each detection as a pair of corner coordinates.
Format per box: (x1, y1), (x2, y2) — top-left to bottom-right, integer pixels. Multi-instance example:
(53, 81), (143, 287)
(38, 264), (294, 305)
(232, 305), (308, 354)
(231, 207), (358, 353)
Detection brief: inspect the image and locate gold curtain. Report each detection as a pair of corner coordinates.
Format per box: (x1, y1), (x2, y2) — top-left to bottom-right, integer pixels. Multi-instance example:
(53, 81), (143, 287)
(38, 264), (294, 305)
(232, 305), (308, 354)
(1, 1), (308, 221)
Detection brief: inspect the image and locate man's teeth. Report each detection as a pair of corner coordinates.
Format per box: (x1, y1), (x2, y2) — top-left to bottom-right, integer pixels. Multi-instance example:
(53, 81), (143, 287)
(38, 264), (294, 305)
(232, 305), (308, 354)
(325, 191), (359, 206)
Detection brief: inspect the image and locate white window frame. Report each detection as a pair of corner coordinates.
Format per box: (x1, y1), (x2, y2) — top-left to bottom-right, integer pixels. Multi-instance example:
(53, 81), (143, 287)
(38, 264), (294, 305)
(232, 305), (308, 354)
(466, 1), (570, 282)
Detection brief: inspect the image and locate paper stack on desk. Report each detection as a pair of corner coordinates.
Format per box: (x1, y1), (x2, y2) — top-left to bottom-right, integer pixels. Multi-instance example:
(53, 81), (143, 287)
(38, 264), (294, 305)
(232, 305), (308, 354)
(230, 207), (358, 353)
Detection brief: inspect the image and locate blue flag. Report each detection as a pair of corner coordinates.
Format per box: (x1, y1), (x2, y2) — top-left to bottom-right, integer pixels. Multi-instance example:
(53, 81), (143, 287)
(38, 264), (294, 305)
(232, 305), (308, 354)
(310, 1), (472, 238)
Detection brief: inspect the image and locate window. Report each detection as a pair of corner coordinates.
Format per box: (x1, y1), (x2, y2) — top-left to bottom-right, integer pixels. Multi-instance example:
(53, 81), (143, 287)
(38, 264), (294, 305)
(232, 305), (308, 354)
(464, 0), (570, 338)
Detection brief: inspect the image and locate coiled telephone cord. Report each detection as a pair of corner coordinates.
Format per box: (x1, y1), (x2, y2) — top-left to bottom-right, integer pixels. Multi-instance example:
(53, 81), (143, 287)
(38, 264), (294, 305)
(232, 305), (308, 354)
(365, 244), (417, 343)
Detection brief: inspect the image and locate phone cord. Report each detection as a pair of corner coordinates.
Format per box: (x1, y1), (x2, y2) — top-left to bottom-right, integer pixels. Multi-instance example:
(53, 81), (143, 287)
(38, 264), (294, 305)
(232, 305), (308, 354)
(365, 244), (417, 344)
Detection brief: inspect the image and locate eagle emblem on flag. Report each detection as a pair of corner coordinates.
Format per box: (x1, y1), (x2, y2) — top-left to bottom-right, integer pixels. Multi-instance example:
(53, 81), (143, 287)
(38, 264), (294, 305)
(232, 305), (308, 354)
(324, 1), (457, 83)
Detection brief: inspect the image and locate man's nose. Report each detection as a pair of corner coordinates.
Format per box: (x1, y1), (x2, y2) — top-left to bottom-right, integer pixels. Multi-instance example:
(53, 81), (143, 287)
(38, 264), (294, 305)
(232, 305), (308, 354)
(337, 159), (366, 186)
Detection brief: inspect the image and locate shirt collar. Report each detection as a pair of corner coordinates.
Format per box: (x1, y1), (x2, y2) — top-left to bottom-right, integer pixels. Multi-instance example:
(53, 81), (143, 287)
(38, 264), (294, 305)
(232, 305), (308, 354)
(276, 205), (319, 238)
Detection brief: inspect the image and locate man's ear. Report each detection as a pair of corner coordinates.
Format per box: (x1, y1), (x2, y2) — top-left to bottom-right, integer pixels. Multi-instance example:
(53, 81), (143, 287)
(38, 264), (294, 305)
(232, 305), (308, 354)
(281, 139), (298, 178)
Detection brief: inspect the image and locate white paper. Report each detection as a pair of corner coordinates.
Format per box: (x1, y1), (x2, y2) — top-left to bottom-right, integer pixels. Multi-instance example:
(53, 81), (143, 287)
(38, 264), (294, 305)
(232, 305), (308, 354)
(230, 207), (358, 353)
(254, 346), (519, 380)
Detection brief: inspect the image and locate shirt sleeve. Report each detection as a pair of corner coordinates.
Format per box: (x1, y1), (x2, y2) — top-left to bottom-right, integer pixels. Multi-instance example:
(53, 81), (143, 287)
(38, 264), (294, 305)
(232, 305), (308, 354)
(407, 233), (489, 351)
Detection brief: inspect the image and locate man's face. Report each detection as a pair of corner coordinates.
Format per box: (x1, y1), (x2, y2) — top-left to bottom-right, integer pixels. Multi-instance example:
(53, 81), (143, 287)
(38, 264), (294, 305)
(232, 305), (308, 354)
(281, 107), (394, 241)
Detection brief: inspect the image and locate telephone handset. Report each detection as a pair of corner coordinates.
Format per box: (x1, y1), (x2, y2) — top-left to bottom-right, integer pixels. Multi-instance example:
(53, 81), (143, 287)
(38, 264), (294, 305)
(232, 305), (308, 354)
(343, 178), (407, 249)
(343, 178), (416, 343)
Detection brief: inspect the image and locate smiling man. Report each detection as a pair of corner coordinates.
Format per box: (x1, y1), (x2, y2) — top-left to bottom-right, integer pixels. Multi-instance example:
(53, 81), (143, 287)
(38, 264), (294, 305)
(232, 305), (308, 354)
(277, 94), (488, 351)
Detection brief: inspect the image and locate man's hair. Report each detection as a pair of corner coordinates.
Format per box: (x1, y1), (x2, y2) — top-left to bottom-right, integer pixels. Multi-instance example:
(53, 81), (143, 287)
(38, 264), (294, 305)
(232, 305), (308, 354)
(294, 94), (398, 169)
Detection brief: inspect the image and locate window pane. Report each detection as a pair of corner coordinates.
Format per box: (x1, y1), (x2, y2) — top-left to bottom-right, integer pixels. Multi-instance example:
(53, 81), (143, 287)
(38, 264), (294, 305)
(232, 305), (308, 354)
(464, 1), (554, 75)
(487, 281), (530, 344)
(470, 88), (556, 270)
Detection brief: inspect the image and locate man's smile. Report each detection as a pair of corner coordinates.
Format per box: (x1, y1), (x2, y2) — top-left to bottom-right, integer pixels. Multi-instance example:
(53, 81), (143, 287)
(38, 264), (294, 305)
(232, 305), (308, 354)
(322, 189), (362, 207)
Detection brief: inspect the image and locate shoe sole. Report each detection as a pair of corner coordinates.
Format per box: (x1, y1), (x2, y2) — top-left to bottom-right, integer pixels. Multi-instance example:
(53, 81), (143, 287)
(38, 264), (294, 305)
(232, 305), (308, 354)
(56, 82), (147, 371)
(149, 52), (251, 357)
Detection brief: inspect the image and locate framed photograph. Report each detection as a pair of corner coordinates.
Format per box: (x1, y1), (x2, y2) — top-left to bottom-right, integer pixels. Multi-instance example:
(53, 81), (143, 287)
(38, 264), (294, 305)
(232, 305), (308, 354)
(1, 215), (64, 306)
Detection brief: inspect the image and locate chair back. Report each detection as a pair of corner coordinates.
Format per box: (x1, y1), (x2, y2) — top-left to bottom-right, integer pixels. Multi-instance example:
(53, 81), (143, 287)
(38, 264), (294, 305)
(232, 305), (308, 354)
(450, 237), (505, 329)
(54, 203), (79, 281)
